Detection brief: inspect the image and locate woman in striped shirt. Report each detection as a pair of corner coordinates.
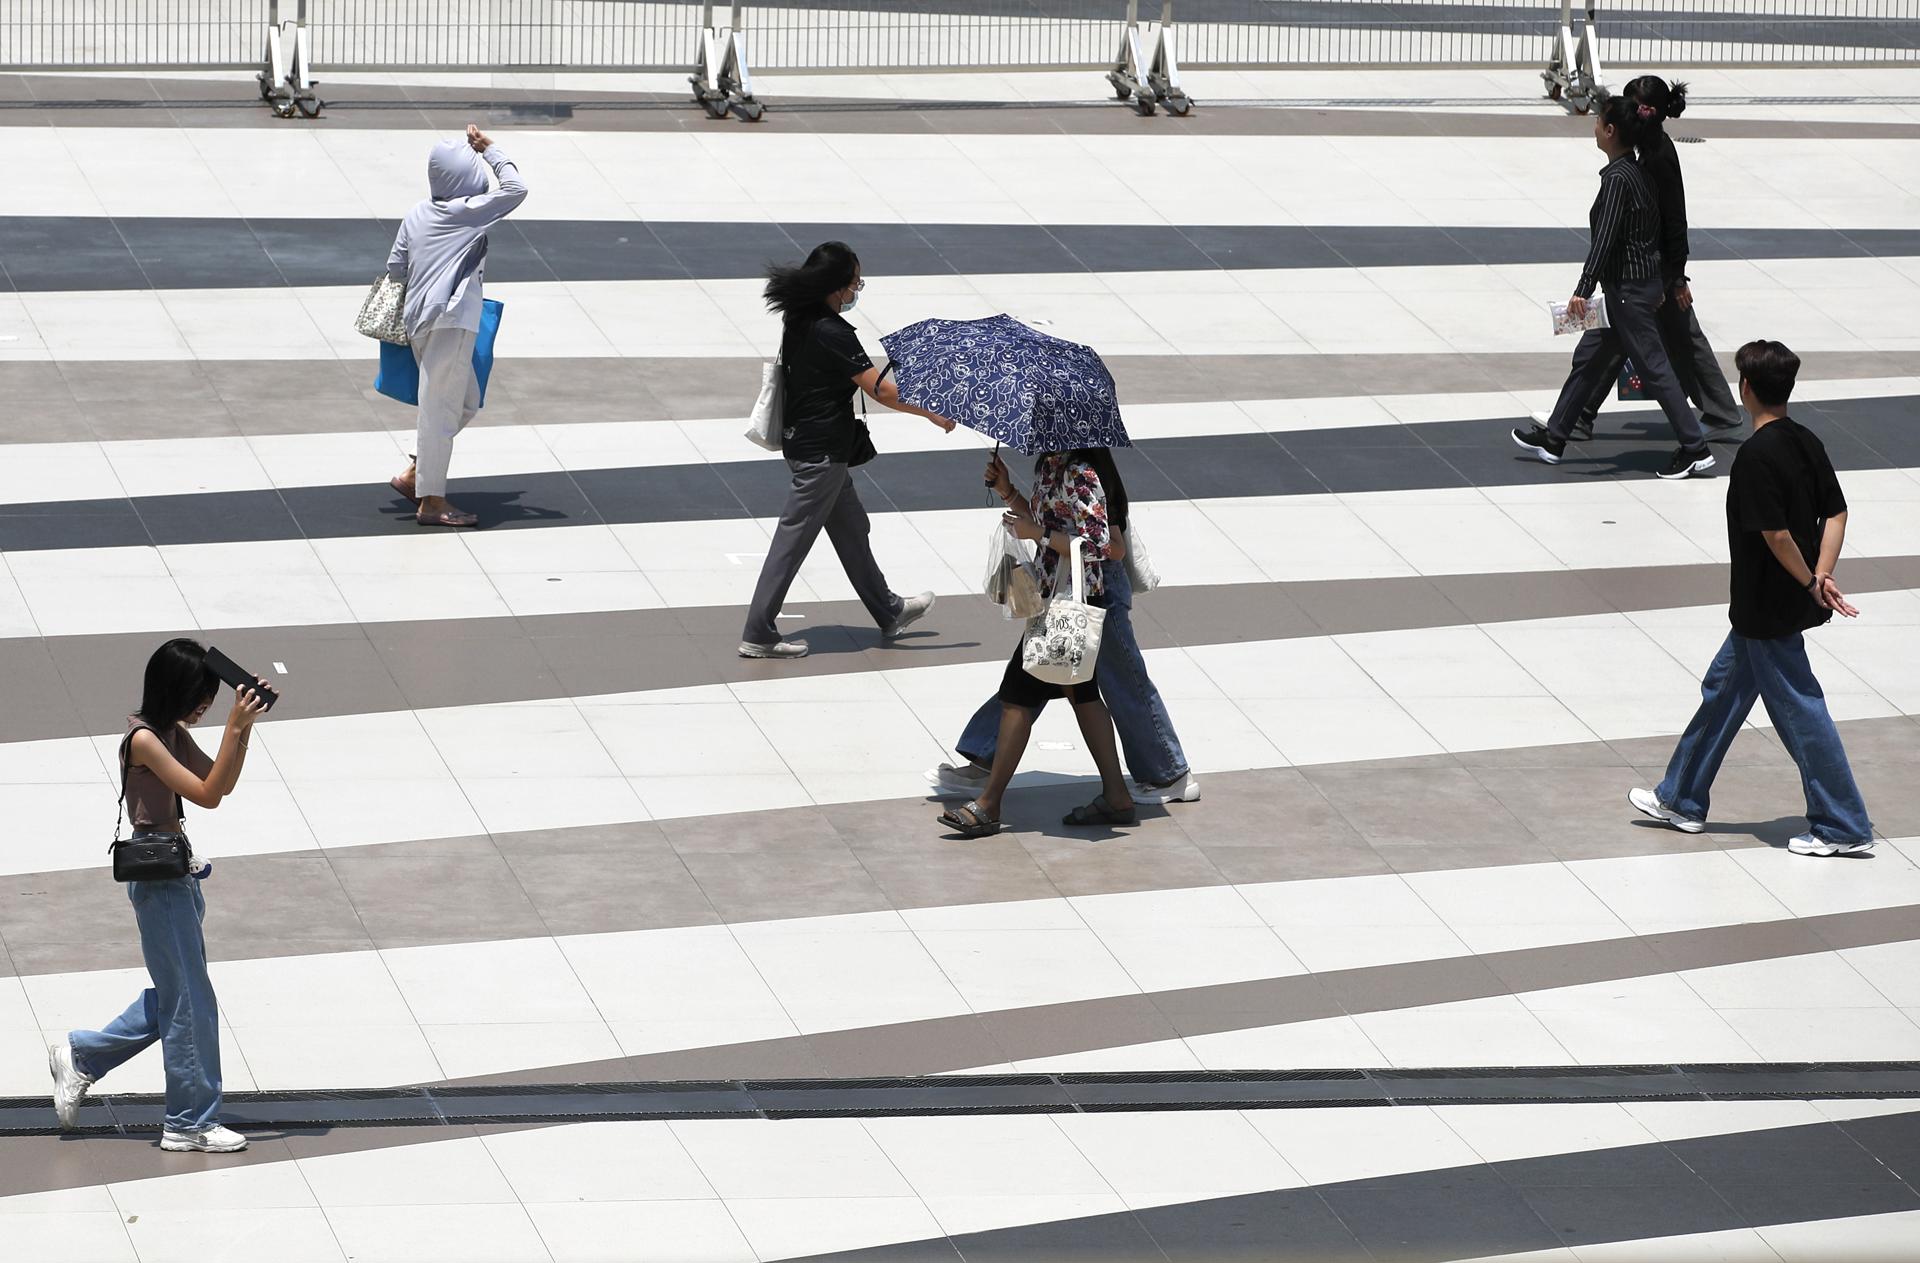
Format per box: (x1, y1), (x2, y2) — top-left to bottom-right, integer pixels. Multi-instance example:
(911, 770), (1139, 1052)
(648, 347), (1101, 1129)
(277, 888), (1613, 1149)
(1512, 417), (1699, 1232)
(1513, 94), (1715, 481)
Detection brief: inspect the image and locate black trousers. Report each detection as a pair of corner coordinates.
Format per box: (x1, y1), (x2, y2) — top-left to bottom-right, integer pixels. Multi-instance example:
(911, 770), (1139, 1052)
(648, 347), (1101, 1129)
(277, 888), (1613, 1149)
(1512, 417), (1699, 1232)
(1573, 291), (1739, 431)
(1545, 276), (1705, 450)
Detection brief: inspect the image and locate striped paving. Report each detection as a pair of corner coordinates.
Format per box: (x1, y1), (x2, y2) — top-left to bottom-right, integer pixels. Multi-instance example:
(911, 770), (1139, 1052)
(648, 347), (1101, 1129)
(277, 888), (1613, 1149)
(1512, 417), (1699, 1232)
(4, 53), (1920, 1263)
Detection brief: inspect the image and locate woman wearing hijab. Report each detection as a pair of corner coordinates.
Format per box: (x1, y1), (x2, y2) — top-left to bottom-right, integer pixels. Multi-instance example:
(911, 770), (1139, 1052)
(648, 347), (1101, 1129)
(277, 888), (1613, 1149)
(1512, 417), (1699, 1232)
(740, 241), (957, 659)
(1559, 77), (1741, 442)
(385, 124), (528, 528)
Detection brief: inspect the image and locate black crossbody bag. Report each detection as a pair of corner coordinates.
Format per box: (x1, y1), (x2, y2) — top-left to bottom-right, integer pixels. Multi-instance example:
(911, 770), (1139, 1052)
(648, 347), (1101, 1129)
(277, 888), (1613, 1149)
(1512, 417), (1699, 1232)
(109, 724), (191, 882)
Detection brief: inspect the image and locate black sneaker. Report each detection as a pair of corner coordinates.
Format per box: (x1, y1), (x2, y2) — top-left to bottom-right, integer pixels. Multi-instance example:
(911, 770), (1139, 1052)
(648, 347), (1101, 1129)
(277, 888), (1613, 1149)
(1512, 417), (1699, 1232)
(1568, 420), (1594, 442)
(1658, 446), (1715, 480)
(1510, 425), (1565, 464)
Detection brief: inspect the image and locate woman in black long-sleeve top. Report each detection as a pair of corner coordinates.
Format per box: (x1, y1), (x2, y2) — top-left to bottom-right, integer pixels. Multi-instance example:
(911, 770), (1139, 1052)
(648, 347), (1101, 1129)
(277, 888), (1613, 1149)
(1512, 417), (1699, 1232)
(1561, 77), (1741, 442)
(1513, 94), (1715, 480)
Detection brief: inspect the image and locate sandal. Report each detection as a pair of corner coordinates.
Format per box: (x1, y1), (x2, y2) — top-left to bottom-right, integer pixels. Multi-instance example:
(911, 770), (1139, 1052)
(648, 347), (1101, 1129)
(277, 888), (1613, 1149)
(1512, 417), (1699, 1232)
(389, 475), (420, 505)
(416, 506), (479, 528)
(939, 801), (1002, 838)
(1063, 795), (1137, 828)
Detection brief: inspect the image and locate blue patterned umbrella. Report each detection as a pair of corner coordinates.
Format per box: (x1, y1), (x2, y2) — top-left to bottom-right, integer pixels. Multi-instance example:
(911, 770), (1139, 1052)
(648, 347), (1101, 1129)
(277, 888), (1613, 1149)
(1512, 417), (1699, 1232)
(880, 314), (1130, 455)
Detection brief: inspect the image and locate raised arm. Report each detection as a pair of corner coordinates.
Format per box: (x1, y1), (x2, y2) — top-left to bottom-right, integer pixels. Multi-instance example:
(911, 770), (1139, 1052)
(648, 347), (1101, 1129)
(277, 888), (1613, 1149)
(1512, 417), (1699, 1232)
(129, 687), (267, 811)
(445, 126), (528, 228)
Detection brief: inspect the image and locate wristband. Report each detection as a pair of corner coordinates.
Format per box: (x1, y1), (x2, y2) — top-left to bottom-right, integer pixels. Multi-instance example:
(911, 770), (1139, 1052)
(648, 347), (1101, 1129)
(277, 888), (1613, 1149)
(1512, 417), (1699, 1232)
(1805, 575), (1820, 592)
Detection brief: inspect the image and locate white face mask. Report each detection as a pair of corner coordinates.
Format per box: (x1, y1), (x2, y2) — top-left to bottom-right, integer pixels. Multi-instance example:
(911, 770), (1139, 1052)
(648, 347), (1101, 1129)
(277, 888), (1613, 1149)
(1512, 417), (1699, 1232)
(839, 290), (860, 313)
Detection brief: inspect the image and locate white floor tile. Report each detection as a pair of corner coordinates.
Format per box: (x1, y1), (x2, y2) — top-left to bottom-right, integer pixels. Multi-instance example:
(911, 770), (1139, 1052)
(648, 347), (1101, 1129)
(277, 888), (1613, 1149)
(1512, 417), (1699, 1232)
(526, 1201), (754, 1263)
(321, 1203), (554, 1263)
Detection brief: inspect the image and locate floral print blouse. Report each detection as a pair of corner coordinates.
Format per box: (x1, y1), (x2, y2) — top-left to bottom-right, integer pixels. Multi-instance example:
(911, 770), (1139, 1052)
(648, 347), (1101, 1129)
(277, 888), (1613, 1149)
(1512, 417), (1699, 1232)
(1032, 453), (1113, 598)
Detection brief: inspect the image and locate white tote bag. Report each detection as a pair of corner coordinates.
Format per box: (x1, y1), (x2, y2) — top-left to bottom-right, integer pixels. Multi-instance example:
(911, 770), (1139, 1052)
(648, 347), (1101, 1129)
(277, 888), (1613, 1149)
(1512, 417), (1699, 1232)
(1021, 538), (1106, 687)
(745, 361), (785, 452)
(354, 274), (410, 346)
(1121, 519), (1160, 594)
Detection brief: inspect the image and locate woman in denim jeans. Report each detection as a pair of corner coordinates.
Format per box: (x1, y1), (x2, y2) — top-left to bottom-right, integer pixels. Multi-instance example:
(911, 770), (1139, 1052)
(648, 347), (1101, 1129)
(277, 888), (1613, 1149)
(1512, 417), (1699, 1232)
(931, 447), (1197, 811)
(49, 639), (266, 1153)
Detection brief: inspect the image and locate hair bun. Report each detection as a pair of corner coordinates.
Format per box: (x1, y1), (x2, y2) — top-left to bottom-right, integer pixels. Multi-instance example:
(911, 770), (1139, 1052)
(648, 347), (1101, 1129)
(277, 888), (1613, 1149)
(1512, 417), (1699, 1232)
(1665, 80), (1689, 118)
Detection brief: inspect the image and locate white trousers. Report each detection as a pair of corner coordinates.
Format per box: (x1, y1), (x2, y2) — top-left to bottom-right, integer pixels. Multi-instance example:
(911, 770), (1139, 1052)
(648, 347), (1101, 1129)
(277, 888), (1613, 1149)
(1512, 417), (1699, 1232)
(412, 325), (481, 499)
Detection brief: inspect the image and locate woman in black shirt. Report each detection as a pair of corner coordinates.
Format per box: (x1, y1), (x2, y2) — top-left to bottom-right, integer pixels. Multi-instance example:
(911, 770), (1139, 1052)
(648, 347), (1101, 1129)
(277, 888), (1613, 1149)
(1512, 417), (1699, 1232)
(740, 241), (957, 659)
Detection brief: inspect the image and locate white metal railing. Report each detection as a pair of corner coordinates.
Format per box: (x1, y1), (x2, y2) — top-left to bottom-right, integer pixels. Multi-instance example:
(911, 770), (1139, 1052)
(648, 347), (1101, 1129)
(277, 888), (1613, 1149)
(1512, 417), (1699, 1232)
(4, 1), (1917, 123)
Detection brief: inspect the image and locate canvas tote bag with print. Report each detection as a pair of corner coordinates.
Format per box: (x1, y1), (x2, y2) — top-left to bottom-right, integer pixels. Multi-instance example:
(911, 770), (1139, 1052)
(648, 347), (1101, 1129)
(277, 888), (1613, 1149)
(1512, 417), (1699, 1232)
(1022, 537), (1106, 687)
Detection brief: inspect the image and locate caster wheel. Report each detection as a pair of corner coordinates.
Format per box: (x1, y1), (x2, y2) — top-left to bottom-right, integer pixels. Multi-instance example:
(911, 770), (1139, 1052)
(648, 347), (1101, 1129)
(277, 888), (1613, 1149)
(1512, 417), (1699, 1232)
(700, 96), (730, 120)
(1106, 73), (1133, 101)
(1132, 93), (1157, 117)
(271, 99), (295, 119)
(1546, 79), (1564, 101)
(734, 99), (764, 122)
(1163, 95), (1191, 117)
(295, 95), (322, 119)
(1572, 95), (1591, 115)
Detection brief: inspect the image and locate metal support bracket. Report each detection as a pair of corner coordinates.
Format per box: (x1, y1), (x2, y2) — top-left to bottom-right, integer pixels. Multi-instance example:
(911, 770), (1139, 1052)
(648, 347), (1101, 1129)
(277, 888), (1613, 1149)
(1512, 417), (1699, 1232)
(1542, 0), (1604, 114)
(1108, 0), (1191, 117)
(259, 0), (322, 118)
(691, 2), (763, 122)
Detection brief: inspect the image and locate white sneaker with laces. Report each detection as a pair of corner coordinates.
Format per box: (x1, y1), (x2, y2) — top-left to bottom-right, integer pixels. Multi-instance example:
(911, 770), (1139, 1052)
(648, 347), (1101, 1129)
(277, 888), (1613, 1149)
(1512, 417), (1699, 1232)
(160, 1124), (249, 1153)
(1627, 787), (1704, 834)
(48, 1040), (93, 1130)
(1129, 771), (1202, 806)
(926, 760), (988, 799)
(884, 592), (935, 640)
(1787, 832), (1875, 857)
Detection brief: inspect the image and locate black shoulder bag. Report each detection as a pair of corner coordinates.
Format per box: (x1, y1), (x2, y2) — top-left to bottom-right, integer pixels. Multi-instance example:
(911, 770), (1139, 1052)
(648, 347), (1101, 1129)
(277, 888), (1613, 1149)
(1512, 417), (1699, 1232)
(109, 724), (191, 882)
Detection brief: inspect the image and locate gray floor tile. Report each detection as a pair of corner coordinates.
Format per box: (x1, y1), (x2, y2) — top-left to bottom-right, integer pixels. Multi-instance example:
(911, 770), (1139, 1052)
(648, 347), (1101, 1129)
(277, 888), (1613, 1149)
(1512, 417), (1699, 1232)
(1290, 575), (1466, 636)
(1319, 1167), (1562, 1259)
(1517, 1181), (1746, 1247)
(368, 625), (562, 711)
(1139, 1190), (1369, 1262)
(499, 826), (722, 937)
(1014, 823), (1229, 899)
(674, 845), (895, 923)
(326, 845), (550, 948)
(0, 640), (84, 742)
(1308, 767), (1534, 848)
(947, 1211), (1169, 1262)
(1166, 767), (1365, 850)
(828, 800), (1063, 909)
(1430, 569), (1617, 626)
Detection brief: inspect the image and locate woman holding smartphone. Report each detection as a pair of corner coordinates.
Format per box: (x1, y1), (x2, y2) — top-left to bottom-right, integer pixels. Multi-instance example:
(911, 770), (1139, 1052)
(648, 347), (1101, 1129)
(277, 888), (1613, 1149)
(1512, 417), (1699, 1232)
(48, 639), (266, 1152)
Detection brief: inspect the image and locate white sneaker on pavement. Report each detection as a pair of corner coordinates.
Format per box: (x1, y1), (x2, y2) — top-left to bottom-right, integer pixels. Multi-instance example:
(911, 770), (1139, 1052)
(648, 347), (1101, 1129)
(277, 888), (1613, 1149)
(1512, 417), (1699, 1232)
(1787, 832), (1876, 857)
(1129, 771), (1202, 806)
(48, 1040), (93, 1130)
(160, 1124), (249, 1153)
(884, 592), (935, 640)
(926, 760), (988, 799)
(1627, 787), (1704, 834)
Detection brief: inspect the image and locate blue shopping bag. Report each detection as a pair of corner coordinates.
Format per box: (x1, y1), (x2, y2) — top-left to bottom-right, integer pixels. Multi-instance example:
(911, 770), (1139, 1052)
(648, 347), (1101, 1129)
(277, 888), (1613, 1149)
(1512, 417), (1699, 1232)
(374, 298), (504, 407)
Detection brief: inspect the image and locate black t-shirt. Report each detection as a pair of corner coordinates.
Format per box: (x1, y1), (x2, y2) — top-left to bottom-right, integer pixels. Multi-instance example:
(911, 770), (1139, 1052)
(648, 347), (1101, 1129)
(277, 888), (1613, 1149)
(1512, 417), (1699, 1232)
(1726, 417), (1847, 640)
(779, 313), (873, 463)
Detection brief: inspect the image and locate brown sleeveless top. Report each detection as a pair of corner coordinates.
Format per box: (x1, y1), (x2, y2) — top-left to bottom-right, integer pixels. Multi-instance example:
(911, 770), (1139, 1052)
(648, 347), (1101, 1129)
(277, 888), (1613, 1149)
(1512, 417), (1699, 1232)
(123, 716), (190, 833)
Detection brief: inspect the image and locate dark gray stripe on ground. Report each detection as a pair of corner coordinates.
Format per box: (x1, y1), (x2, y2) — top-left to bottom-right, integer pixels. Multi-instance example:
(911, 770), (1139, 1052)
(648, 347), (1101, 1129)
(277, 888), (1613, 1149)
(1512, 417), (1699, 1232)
(10, 1063), (1920, 1135)
(7, 214), (1920, 293)
(8, 554), (1920, 743)
(9, 352), (1918, 446)
(10, 390), (1920, 552)
(8, 73), (1920, 140)
(784, 1112), (1920, 1263)
(5, 712), (1918, 979)
(441, 901), (1920, 1086)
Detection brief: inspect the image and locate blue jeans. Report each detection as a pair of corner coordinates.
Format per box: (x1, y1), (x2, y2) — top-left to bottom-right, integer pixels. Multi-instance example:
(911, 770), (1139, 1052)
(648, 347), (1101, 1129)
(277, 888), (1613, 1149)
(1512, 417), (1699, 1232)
(1656, 631), (1873, 845)
(958, 562), (1188, 786)
(69, 877), (223, 1133)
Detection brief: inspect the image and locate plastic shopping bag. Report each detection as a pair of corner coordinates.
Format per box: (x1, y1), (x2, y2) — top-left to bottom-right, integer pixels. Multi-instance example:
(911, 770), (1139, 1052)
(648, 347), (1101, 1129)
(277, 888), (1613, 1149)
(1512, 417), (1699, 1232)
(375, 299), (504, 408)
(983, 521), (1047, 620)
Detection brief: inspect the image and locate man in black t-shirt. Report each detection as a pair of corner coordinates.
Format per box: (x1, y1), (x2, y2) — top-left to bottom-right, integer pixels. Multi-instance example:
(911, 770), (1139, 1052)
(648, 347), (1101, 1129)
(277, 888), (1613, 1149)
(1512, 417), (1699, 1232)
(1629, 341), (1874, 856)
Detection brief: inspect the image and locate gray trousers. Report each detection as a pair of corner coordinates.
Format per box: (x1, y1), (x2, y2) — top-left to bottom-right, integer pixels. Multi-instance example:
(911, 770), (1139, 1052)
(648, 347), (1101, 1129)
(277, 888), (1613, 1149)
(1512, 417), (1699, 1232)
(1574, 292), (1739, 431)
(1545, 275), (1705, 450)
(742, 457), (901, 646)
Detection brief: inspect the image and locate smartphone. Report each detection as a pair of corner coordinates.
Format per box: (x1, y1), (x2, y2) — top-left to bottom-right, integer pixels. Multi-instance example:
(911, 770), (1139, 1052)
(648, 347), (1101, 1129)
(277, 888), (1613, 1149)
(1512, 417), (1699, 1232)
(204, 647), (280, 712)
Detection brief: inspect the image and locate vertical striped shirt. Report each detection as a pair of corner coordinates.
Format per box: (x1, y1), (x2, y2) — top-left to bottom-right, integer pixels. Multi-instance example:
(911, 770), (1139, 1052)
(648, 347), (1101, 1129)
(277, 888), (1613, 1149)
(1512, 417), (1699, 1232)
(1575, 155), (1663, 298)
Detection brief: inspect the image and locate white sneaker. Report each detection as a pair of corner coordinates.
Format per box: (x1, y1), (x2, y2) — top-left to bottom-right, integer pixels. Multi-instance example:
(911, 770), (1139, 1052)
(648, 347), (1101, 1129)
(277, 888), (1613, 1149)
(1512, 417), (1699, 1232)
(1787, 832), (1876, 857)
(1129, 771), (1202, 806)
(1627, 787), (1704, 834)
(884, 592), (935, 640)
(160, 1124), (249, 1153)
(926, 760), (988, 799)
(48, 1040), (93, 1130)
(738, 639), (809, 660)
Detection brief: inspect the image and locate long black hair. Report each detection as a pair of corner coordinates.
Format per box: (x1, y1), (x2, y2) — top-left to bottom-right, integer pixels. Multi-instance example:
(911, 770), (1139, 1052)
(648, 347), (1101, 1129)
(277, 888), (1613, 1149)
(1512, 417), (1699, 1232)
(1596, 93), (1645, 150)
(1624, 74), (1688, 125)
(1038, 447), (1130, 535)
(765, 240), (860, 364)
(137, 638), (219, 730)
